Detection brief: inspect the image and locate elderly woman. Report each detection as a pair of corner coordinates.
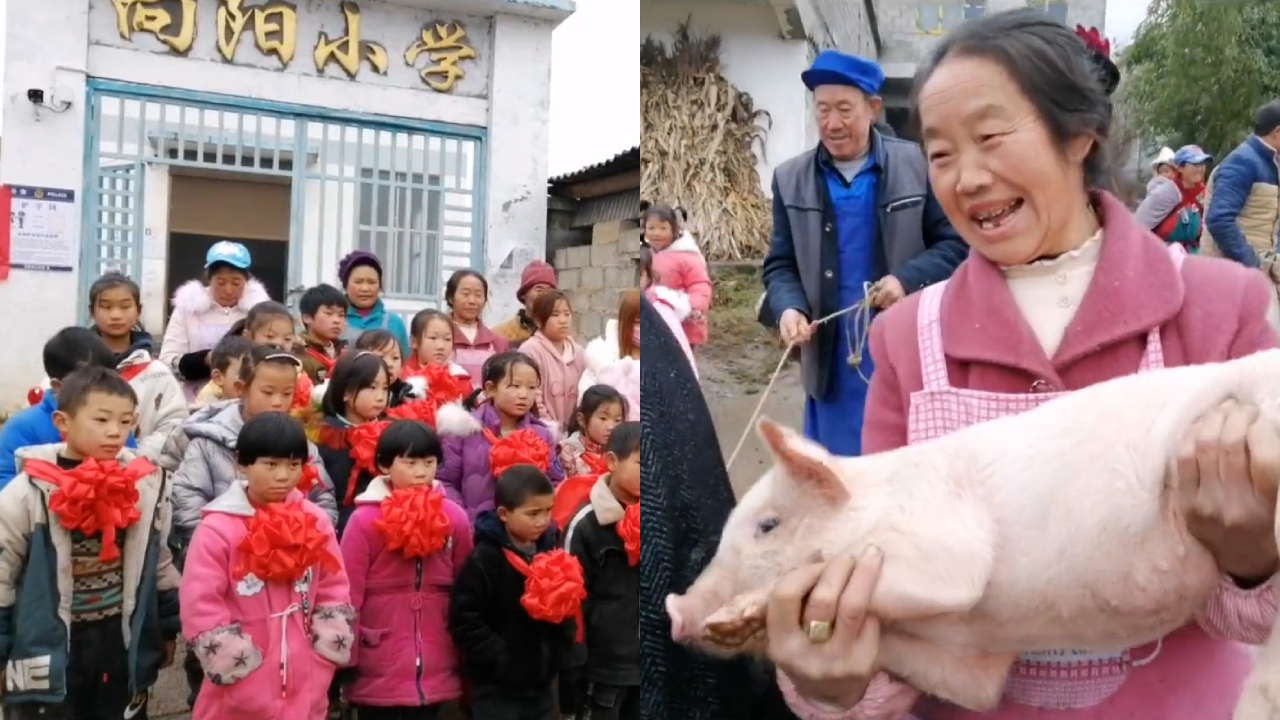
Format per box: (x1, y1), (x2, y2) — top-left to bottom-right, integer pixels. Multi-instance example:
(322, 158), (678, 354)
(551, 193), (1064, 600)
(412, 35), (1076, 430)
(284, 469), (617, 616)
(766, 11), (1280, 720)
(160, 240), (270, 399)
(338, 250), (411, 354)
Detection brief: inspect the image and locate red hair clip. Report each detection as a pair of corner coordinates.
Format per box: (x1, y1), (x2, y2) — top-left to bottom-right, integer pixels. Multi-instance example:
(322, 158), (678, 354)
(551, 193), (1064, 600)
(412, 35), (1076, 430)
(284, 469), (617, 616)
(1075, 25), (1110, 58)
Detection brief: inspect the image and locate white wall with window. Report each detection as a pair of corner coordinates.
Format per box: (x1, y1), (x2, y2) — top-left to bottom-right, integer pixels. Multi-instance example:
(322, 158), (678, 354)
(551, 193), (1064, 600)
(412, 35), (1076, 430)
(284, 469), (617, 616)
(0, 0), (574, 406)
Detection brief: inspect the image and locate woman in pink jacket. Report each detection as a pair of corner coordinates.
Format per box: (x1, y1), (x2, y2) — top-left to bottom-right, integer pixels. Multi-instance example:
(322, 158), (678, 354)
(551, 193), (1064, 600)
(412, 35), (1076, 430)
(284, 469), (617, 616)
(518, 289), (586, 433)
(767, 12), (1280, 720)
(340, 420), (473, 717)
(180, 412), (353, 720)
(645, 203), (713, 346)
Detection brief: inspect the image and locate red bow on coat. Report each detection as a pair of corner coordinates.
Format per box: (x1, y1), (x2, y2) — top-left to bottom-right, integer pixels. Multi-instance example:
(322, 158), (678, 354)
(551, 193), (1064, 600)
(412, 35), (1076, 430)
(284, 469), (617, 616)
(502, 548), (587, 641)
(375, 487), (453, 558)
(24, 457), (154, 562)
(236, 502), (339, 584)
(617, 502), (640, 567)
(346, 421), (391, 506)
(484, 429), (550, 479)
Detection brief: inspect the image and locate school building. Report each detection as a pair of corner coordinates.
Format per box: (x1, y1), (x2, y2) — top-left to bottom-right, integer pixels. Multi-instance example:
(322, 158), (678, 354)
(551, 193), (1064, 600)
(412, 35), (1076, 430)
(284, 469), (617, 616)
(0, 0), (573, 406)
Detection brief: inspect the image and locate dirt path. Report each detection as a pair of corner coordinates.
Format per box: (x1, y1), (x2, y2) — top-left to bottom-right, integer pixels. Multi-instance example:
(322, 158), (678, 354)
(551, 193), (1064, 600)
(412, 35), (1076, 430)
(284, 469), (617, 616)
(697, 267), (805, 498)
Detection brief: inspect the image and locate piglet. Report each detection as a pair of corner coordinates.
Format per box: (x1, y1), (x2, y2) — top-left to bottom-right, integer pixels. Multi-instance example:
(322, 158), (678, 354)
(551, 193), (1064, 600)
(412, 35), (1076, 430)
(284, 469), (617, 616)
(666, 348), (1280, 720)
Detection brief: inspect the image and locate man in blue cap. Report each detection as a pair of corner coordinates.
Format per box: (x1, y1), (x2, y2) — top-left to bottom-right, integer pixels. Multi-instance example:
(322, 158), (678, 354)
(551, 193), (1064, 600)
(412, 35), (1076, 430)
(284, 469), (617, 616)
(761, 50), (968, 457)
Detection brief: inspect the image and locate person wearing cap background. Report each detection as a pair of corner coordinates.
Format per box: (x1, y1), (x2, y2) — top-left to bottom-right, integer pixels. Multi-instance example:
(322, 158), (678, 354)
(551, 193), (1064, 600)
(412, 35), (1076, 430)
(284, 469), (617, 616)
(160, 240), (271, 400)
(494, 260), (558, 345)
(760, 50), (968, 457)
(338, 250), (411, 355)
(1135, 144), (1212, 253)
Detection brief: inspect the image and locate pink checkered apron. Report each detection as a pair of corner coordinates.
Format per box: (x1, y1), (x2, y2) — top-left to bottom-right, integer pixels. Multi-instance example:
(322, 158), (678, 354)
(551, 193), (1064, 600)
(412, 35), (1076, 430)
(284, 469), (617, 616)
(904, 246), (1185, 710)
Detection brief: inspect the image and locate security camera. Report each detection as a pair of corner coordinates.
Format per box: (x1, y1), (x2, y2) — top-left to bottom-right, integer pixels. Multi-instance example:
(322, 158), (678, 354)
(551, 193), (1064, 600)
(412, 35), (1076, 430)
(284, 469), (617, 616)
(26, 89), (44, 105)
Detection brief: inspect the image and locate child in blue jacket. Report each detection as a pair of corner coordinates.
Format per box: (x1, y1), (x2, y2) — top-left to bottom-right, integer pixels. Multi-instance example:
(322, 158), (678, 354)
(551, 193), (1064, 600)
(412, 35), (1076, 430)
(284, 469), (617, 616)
(0, 327), (135, 487)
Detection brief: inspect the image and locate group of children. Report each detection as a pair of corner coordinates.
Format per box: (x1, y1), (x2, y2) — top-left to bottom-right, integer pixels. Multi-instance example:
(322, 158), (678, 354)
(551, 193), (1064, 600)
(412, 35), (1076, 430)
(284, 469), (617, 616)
(0, 259), (641, 720)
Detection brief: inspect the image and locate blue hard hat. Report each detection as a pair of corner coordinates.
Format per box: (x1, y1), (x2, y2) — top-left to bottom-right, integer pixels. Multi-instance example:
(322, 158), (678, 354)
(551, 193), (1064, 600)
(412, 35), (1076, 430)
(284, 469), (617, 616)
(205, 241), (252, 270)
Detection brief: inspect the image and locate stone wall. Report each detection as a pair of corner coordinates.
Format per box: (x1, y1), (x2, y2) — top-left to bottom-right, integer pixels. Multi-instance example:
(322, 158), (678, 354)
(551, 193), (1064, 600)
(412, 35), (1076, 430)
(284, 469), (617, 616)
(554, 219), (643, 340)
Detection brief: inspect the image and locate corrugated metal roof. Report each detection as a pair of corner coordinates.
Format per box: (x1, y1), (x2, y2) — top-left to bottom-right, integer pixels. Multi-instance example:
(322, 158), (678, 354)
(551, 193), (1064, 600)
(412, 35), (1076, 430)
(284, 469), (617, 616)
(548, 146), (640, 186)
(570, 189), (641, 228)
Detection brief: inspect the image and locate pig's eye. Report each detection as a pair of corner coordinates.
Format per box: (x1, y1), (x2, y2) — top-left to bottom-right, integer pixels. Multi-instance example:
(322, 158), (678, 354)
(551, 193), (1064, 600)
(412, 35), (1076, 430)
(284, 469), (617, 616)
(757, 517), (781, 536)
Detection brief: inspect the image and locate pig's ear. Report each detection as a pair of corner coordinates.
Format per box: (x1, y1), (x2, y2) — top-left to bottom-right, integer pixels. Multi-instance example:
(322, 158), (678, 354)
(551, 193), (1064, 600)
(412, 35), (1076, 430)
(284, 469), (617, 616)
(756, 417), (849, 503)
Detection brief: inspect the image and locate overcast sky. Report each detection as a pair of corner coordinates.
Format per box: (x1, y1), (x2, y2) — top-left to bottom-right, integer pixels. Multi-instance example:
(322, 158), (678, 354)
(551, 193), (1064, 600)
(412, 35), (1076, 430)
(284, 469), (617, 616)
(548, 0), (640, 176)
(1107, 0), (1152, 46)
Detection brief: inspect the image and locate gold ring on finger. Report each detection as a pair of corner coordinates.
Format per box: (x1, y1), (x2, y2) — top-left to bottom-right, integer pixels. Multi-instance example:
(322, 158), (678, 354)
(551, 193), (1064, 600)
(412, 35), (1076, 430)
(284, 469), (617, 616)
(806, 619), (834, 644)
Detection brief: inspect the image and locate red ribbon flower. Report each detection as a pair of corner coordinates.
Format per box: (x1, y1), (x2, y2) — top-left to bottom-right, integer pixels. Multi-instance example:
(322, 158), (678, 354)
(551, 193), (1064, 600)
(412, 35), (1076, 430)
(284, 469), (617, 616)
(618, 502), (640, 567)
(292, 373), (314, 411)
(485, 429), (550, 479)
(387, 397), (439, 427)
(421, 364), (472, 407)
(25, 457), (153, 563)
(374, 487), (453, 558)
(503, 548), (587, 640)
(236, 502), (340, 584)
(346, 421), (391, 505)
(581, 451), (608, 477)
(296, 463), (320, 495)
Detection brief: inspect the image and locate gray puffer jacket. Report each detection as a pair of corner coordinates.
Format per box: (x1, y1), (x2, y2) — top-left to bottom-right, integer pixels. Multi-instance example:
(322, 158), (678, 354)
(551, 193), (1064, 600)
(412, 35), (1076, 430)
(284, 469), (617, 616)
(158, 400), (229, 473)
(170, 402), (338, 540)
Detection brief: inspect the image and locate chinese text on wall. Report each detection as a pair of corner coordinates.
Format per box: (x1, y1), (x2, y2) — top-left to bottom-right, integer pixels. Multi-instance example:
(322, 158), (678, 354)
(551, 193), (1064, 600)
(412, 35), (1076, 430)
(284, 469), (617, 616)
(110, 0), (478, 93)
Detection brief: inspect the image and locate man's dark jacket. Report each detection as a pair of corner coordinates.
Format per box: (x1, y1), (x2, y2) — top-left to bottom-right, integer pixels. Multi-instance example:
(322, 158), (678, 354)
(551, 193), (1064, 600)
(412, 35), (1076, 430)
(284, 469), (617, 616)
(761, 129), (968, 399)
(639, 299), (800, 720)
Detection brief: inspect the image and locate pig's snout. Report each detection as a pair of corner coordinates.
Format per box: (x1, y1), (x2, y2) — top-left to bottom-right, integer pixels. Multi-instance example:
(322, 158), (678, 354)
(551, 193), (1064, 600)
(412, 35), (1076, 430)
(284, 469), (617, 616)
(666, 593), (703, 642)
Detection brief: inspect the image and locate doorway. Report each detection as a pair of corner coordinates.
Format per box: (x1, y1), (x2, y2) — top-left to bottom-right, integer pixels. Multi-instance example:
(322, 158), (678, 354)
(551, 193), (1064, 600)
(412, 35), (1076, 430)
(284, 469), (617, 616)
(165, 172), (291, 317)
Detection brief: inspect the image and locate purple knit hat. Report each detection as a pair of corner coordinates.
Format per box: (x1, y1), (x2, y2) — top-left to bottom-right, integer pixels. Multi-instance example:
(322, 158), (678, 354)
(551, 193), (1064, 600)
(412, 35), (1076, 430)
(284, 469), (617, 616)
(338, 250), (383, 286)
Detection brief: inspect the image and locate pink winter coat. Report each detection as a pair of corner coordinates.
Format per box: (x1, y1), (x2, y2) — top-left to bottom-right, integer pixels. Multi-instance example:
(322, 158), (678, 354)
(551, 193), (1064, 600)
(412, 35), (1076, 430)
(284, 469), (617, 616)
(180, 482), (353, 720)
(645, 285), (697, 377)
(518, 332), (586, 432)
(650, 232), (713, 345)
(340, 477), (474, 707)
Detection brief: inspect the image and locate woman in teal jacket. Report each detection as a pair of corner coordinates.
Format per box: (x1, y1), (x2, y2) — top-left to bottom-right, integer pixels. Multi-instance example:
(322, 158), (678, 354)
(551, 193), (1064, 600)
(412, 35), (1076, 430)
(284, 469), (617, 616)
(338, 250), (411, 354)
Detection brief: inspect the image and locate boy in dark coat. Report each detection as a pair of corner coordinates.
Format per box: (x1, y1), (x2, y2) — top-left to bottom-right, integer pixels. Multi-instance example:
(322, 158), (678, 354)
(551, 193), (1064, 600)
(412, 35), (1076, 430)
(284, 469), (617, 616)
(449, 466), (578, 720)
(565, 421), (641, 720)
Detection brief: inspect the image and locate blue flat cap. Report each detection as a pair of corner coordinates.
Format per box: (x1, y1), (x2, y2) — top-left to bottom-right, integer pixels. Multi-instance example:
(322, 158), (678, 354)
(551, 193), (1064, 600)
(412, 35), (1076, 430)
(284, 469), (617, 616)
(801, 50), (885, 95)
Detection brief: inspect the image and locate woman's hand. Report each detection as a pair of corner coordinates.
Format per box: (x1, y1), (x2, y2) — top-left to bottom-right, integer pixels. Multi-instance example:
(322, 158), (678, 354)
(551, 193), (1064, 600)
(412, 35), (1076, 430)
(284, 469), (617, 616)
(766, 546), (884, 710)
(1178, 400), (1280, 581)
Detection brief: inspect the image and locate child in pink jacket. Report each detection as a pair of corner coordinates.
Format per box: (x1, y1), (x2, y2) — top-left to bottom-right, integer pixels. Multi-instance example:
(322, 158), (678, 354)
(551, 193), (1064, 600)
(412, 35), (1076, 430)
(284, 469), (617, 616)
(180, 412), (353, 720)
(340, 420), (473, 716)
(644, 203), (713, 346)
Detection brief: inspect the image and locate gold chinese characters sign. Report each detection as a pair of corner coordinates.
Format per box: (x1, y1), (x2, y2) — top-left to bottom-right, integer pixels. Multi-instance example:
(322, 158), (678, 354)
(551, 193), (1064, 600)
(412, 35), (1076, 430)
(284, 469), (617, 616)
(109, 0), (478, 93)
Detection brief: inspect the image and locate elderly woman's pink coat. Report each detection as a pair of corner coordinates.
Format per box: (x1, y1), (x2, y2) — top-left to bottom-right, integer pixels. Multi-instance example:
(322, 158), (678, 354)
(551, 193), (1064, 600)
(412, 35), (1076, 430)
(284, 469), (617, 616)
(340, 477), (474, 707)
(781, 191), (1280, 720)
(180, 483), (353, 720)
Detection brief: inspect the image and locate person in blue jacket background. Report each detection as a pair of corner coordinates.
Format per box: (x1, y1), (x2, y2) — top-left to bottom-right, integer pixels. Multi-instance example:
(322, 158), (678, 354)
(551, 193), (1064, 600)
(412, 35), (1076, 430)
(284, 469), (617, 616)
(761, 50), (967, 457)
(1202, 100), (1280, 267)
(338, 250), (412, 355)
(0, 328), (136, 487)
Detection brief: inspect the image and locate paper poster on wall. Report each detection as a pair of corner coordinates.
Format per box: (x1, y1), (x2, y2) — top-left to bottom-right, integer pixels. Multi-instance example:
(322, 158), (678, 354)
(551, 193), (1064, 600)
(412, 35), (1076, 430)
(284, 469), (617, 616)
(9, 186), (76, 271)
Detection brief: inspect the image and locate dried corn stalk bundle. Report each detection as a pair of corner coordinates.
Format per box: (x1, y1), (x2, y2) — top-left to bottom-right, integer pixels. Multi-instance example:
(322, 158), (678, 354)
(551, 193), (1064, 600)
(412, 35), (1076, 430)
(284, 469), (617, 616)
(641, 22), (772, 261)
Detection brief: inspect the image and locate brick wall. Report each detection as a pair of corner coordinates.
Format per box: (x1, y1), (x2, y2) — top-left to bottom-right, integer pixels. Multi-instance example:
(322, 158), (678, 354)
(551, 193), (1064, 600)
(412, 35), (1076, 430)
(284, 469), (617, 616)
(554, 219), (643, 339)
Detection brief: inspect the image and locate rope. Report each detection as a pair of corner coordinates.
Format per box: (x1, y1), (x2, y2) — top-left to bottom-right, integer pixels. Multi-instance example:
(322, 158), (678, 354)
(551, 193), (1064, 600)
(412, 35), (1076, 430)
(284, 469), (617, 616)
(725, 282), (877, 471)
